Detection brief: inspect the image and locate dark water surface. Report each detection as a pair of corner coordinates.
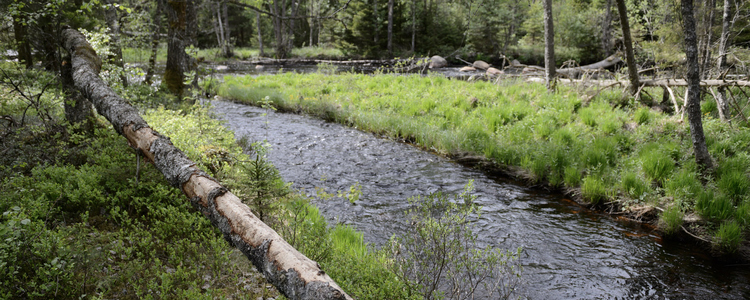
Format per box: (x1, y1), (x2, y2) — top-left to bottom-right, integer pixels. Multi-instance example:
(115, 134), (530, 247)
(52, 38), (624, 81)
(212, 100), (750, 299)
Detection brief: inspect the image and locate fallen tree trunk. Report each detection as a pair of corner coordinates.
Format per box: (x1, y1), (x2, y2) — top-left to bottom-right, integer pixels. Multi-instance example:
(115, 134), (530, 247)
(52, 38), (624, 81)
(556, 55), (623, 78)
(61, 26), (351, 300)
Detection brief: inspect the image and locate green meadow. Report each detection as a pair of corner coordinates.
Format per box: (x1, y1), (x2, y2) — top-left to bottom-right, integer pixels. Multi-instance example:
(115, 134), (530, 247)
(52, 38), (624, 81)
(217, 71), (750, 253)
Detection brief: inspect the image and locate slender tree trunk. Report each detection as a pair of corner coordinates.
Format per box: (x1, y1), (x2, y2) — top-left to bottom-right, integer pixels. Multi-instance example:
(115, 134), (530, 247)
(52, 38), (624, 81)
(616, 0), (641, 96)
(700, 0), (716, 77)
(223, 0), (232, 57)
(105, 0), (128, 87)
(12, 18), (33, 69)
(411, 0), (416, 52)
(163, 0), (196, 97)
(716, 0), (732, 121)
(543, 0), (555, 91)
(61, 27), (353, 300)
(682, 0), (714, 173)
(257, 11), (264, 56)
(602, 0), (613, 56)
(145, 1), (163, 85)
(373, 0), (379, 45)
(387, 0), (393, 55)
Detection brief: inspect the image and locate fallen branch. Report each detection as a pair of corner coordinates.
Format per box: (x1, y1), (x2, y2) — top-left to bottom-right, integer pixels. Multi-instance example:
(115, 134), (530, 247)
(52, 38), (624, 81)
(61, 26), (351, 300)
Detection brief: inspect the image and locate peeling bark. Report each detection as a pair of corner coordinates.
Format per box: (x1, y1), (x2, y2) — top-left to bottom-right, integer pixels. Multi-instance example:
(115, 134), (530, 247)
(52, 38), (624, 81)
(61, 27), (352, 300)
(681, 0), (714, 173)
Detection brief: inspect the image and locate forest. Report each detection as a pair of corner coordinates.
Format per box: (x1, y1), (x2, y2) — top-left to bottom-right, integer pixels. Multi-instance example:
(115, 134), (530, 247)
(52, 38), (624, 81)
(2, 0), (750, 299)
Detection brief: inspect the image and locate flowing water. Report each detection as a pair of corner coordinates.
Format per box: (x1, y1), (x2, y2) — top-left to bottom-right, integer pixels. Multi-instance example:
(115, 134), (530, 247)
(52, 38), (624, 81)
(212, 96), (749, 299)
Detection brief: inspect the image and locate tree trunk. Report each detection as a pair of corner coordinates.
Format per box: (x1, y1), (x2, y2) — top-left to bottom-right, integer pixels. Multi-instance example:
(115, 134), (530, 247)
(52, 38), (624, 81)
(602, 0), (613, 56)
(387, 0), (394, 56)
(700, 0), (716, 77)
(411, 0), (416, 52)
(105, 0), (128, 87)
(373, 0), (379, 45)
(257, 11), (265, 56)
(61, 54), (95, 133)
(543, 0), (555, 91)
(681, 0), (714, 173)
(222, 0), (232, 57)
(145, 1), (163, 85)
(12, 17), (33, 69)
(616, 0), (641, 97)
(61, 27), (352, 300)
(163, 0), (196, 97)
(716, 0), (732, 121)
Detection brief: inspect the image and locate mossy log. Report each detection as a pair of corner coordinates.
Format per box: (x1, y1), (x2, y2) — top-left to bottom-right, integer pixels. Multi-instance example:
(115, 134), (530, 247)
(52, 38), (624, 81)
(61, 27), (352, 300)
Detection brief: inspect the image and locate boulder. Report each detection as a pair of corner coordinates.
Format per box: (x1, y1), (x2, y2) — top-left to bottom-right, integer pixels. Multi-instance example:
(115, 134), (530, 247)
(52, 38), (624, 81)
(459, 66), (476, 72)
(255, 65), (265, 69)
(486, 67), (503, 76)
(216, 65), (229, 71)
(429, 55), (447, 68)
(511, 59), (523, 67)
(473, 60), (490, 70)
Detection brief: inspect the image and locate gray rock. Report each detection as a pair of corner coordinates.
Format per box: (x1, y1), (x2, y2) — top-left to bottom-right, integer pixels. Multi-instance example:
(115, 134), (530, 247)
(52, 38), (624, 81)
(459, 66), (476, 72)
(473, 60), (490, 70)
(429, 55), (447, 68)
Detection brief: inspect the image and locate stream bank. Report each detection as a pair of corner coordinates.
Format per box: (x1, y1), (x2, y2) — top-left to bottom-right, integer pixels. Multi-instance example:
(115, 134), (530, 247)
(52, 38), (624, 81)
(212, 99), (750, 299)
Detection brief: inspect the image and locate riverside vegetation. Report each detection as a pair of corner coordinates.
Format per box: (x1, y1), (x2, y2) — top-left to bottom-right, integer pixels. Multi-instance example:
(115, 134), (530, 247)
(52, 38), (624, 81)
(0, 60), (522, 299)
(217, 69), (750, 255)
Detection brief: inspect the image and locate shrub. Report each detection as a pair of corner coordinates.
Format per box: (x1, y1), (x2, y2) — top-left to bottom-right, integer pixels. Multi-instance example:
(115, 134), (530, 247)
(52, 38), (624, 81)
(714, 220), (743, 253)
(387, 183), (523, 300)
(659, 206), (684, 235)
(582, 176), (607, 204)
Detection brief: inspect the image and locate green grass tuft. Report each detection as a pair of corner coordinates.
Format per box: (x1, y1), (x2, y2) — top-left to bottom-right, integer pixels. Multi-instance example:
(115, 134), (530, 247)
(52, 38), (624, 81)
(660, 206), (684, 235)
(714, 220), (743, 253)
(581, 176), (607, 204)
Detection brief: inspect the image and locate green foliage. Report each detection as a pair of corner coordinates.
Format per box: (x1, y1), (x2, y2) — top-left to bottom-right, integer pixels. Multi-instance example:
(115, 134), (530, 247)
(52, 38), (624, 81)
(665, 169), (702, 203)
(717, 171), (750, 203)
(696, 190), (734, 222)
(581, 176), (607, 205)
(640, 149), (675, 184)
(714, 220), (743, 253)
(635, 108), (651, 125)
(621, 171), (649, 200)
(387, 182), (523, 299)
(659, 206), (684, 235)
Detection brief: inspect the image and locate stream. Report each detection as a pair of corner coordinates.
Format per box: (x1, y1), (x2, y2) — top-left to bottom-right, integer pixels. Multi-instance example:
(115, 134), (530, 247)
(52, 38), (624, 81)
(211, 92), (749, 299)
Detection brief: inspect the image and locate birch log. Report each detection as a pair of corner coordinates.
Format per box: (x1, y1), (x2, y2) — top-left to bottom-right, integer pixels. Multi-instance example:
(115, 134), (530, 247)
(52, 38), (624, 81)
(61, 27), (352, 300)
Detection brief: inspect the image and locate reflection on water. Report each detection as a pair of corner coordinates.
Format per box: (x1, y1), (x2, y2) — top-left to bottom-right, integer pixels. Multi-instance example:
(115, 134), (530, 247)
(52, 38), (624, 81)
(213, 100), (750, 299)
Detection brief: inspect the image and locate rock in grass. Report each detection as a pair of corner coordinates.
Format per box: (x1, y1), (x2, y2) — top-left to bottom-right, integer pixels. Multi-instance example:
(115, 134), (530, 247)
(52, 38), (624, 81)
(429, 55), (447, 68)
(473, 60), (490, 70)
(486, 67), (503, 76)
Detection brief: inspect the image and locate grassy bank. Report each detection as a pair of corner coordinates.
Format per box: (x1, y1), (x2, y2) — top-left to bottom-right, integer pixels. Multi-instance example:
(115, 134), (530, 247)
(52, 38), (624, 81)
(123, 45), (345, 64)
(217, 71), (750, 254)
